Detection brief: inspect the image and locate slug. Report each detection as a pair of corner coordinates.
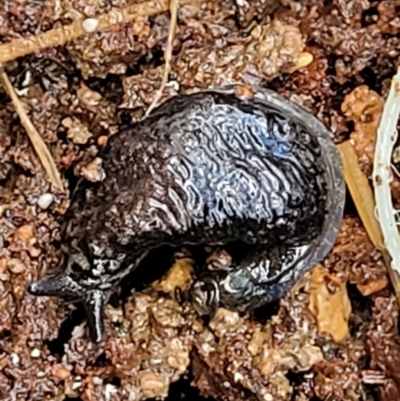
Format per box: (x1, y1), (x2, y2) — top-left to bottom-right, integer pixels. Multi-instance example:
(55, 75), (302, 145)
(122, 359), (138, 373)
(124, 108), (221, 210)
(27, 85), (345, 343)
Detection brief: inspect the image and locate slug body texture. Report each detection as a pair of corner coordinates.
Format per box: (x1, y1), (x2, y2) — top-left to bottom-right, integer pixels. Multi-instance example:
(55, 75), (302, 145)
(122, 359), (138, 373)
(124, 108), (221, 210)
(27, 85), (345, 343)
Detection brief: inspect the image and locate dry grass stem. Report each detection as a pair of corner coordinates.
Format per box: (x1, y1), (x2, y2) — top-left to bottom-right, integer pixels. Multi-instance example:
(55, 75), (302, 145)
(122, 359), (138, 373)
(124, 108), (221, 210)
(338, 141), (385, 250)
(0, 0), (197, 64)
(338, 140), (400, 304)
(145, 0), (180, 117)
(0, 68), (64, 191)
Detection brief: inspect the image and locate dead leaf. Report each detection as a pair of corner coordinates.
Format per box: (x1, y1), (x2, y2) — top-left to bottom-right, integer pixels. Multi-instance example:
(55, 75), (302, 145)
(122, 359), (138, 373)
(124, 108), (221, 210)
(155, 257), (195, 294)
(309, 265), (351, 343)
(357, 277), (389, 296)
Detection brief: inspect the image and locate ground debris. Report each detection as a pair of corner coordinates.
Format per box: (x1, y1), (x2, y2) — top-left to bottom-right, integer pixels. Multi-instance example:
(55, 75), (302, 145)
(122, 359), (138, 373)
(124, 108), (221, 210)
(121, 18), (308, 116)
(309, 265), (351, 343)
(367, 296), (400, 400)
(59, 292), (197, 401)
(153, 256), (195, 294)
(341, 85), (384, 176)
(324, 217), (388, 297)
(176, 19), (306, 90)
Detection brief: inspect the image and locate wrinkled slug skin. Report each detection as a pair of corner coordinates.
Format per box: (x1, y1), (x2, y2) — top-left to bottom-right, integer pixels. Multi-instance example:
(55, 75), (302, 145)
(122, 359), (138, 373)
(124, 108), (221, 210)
(27, 85), (345, 343)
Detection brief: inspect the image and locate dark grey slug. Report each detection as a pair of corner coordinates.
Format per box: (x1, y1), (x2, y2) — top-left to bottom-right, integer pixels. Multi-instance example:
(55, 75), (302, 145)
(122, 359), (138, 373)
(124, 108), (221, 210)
(27, 84), (345, 343)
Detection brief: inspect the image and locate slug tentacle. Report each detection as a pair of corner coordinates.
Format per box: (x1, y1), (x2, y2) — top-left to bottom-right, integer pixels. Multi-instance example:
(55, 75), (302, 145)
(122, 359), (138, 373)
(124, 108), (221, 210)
(26, 274), (85, 298)
(27, 275), (110, 343)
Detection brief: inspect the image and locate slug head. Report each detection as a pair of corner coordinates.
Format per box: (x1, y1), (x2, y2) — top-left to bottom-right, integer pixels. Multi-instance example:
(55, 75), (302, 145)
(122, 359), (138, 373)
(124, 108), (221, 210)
(26, 249), (115, 343)
(27, 275), (110, 343)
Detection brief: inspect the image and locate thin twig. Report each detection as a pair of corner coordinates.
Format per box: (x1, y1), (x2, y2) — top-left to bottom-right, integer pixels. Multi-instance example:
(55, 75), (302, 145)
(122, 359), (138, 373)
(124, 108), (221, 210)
(0, 68), (64, 191)
(0, 0), (196, 64)
(145, 0), (180, 117)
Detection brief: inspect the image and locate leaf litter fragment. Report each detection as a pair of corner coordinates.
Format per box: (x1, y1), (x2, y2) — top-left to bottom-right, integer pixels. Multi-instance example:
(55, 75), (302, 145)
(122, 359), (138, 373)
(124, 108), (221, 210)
(308, 264), (352, 343)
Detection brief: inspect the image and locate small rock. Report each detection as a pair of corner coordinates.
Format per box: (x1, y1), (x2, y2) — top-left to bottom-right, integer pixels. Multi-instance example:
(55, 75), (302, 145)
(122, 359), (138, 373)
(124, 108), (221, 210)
(62, 117), (93, 145)
(393, 146), (400, 163)
(72, 379), (82, 390)
(52, 364), (71, 380)
(77, 84), (103, 109)
(247, 328), (264, 356)
(139, 371), (168, 398)
(9, 225), (41, 258)
(80, 157), (106, 182)
(210, 308), (241, 336)
(166, 348), (190, 371)
(0, 258), (6, 274)
(357, 277), (388, 296)
(309, 265), (351, 343)
(263, 394), (273, 401)
(7, 258), (25, 274)
(234, 372), (244, 382)
(37, 193), (54, 210)
(97, 135), (108, 146)
(92, 376), (103, 386)
(105, 384), (118, 398)
(15, 225), (35, 241)
(82, 18), (99, 33)
(71, 323), (85, 339)
(155, 257), (194, 294)
(10, 353), (20, 365)
(31, 348), (41, 358)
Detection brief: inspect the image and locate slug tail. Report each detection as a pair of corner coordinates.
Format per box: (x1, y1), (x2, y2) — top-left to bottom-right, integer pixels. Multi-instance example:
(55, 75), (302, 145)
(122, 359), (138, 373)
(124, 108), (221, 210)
(82, 289), (110, 343)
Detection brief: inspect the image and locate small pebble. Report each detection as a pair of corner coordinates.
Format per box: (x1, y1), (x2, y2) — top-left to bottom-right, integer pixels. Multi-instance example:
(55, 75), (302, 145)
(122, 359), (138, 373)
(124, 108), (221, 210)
(72, 376), (82, 390)
(234, 372), (243, 382)
(105, 384), (118, 398)
(165, 80), (180, 91)
(10, 352), (20, 365)
(37, 193), (54, 210)
(71, 323), (85, 338)
(82, 18), (99, 33)
(7, 258), (25, 274)
(97, 135), (108, 146)
(52, 364), (71, 380)
(72, 380), (83, 390)
(80, 157), (106, 182)
(393, 145), (400, 163)
(31, 348), (41, 358)
(92, 376), (103, 386)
